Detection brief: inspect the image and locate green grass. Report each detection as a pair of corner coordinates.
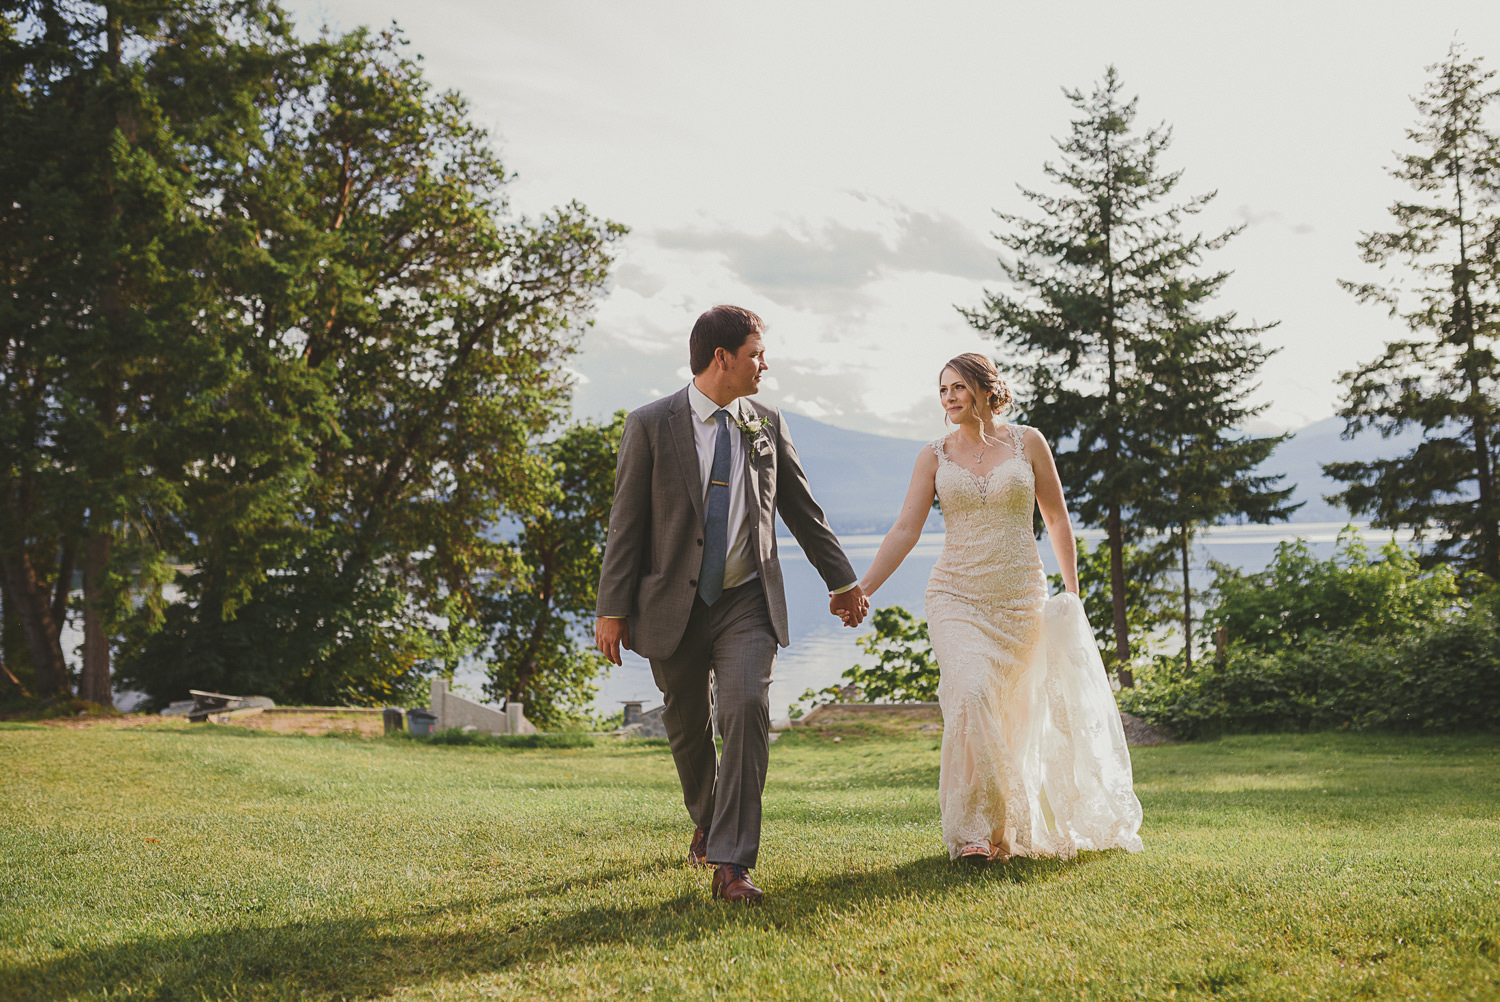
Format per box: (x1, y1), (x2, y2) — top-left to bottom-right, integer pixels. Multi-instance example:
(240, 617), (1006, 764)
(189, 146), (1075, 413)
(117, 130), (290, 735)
(1, 721), (1497, 1001)
(397, 727), (597, 750)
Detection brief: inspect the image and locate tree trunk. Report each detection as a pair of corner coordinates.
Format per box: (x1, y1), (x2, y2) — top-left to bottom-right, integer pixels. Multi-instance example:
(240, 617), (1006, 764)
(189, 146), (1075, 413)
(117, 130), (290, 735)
(80, 530), (113, 707)
(1180, 527), (1193, 670)
(1450, 160), (1500, 578)
(1108, 503), (1132, 687)
(77, 9), (125, 710)
(0, 582), (32, 697)
(0, 551), (71, 698)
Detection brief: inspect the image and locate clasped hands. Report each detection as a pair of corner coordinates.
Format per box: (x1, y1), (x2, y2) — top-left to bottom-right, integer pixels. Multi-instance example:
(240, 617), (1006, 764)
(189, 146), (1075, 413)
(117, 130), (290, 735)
(829, 584), (870, 628)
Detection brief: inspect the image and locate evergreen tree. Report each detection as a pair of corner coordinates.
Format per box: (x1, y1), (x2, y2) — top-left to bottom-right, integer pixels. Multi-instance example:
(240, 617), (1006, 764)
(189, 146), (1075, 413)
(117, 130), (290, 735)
(962, 67), (1249, 683)
(1328, 43), (1500, 577)
(1133, 308), (1298, 667)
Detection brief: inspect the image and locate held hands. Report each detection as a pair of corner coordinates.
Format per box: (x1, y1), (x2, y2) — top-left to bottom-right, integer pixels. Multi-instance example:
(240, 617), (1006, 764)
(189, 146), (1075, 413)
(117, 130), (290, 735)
(594, 617), (631, 666)
(829, 584), (870, 628)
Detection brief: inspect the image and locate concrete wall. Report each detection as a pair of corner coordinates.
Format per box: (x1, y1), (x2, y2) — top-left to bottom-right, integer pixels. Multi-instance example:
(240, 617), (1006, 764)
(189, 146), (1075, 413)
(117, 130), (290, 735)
(430, 679), (537, 736)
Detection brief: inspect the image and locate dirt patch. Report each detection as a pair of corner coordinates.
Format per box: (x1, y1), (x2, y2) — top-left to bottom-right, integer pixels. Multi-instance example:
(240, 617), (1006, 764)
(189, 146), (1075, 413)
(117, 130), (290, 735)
(1119, 712), (1175, 746)
(30, 708), (385, 737)
(227, 710), (384, 737)
(790, 703), (944, 739)
(793, 702), (1174, 747)
(35, 713), (177, 730)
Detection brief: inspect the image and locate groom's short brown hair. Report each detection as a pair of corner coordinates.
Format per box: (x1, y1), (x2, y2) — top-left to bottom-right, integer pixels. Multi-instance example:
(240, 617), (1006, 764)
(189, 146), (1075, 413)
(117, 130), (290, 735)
(690, 305), (764, 375)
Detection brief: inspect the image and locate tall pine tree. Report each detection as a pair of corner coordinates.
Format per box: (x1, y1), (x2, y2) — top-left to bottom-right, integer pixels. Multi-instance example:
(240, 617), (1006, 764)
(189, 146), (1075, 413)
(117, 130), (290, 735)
(1328, 43), (1500, 576)
(1133, 302), (1297, 667)
(963, 67), (1283, 682)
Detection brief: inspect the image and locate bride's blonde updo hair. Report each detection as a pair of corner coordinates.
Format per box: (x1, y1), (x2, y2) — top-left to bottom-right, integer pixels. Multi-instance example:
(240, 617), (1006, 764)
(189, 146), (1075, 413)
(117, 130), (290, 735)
(941, 352), (1012, 418)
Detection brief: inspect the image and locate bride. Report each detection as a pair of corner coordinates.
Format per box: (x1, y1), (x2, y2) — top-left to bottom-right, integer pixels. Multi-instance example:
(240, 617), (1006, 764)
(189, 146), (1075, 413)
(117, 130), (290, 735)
(854, 353), (1143, 863)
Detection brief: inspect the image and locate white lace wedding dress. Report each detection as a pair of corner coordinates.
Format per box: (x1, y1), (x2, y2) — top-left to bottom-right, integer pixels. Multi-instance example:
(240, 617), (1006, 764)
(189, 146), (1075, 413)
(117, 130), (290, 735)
(927, 424), (1144, 860)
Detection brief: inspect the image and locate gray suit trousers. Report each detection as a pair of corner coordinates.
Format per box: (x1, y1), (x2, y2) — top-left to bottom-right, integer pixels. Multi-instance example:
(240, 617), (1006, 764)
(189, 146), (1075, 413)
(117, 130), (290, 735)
(650, 581), (778, 869)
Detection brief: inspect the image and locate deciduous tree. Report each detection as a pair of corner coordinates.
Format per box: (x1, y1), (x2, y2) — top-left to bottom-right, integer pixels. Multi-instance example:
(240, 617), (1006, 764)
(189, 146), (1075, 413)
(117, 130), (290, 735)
(476, 415), (626, 728)
(1, 0), (314, 704)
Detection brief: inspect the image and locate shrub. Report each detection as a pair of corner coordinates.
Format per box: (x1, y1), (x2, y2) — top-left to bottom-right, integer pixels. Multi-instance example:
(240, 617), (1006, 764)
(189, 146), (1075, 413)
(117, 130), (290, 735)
(1204, 531), (1460, 656)
(798, 606), (938, 712)
(1120, 532), (1499, 737)
(1120, 615), (1500, 738)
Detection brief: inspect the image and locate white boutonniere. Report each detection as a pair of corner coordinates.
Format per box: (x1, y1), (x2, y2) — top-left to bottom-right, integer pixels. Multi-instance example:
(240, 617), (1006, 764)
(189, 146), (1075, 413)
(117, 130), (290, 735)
(733, 412), (774, 459)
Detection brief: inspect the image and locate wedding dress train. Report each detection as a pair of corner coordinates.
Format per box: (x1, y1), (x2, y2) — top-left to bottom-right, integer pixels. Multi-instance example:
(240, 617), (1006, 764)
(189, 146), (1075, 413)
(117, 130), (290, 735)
(926, 424), (1143, 860)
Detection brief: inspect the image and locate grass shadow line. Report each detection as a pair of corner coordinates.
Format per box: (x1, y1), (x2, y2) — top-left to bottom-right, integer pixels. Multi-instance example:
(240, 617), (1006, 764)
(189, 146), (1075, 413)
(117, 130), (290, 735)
(0, 848), (1118, 1001)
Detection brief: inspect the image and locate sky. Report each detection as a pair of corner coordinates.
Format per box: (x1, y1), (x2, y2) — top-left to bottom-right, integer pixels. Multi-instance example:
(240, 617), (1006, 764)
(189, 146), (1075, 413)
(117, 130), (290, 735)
(287, 0), (1500, 440)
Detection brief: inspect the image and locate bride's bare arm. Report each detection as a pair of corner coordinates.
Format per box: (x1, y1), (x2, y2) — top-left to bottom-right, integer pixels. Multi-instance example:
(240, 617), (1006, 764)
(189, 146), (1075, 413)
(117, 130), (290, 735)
(857, 446), (940, 599)
(1027, 428), (1079, 595)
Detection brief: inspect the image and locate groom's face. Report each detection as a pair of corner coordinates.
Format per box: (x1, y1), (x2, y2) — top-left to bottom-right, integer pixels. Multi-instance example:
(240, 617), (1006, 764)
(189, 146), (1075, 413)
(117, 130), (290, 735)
(723, 332), (768, 398)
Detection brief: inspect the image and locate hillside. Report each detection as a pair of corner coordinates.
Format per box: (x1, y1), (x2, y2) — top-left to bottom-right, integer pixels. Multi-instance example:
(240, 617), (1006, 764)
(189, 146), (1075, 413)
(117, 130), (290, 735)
(782, 411), (1429, 533)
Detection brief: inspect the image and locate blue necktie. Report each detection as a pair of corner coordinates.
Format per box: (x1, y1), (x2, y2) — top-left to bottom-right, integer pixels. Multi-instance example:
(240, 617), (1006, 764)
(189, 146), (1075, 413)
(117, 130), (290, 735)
(699, 409), (731, 606)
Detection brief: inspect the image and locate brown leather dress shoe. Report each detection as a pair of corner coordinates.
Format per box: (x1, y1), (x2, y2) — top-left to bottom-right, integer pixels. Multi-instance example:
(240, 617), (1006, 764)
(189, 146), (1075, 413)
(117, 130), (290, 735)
(711, 864), (764, 903)
(688, 827), (709, 868)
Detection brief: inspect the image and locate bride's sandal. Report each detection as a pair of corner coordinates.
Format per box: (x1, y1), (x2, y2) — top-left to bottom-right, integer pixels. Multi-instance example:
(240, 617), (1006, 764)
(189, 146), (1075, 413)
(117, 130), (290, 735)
(958, 840), (993, 865)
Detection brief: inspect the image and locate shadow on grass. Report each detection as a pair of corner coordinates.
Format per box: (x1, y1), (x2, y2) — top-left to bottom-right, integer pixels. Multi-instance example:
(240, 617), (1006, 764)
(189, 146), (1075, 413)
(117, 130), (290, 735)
(0, 851), (1102, 1001)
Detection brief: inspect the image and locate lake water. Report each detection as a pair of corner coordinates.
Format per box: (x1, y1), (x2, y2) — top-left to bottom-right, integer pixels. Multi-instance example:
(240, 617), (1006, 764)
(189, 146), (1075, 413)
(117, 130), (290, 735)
(579, 520), (1418, 722)
(105, 520), (1411, 719)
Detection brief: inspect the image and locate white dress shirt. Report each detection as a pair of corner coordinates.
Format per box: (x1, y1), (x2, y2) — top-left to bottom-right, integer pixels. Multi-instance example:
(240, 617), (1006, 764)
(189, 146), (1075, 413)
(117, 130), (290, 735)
(687, 381), (759, 591)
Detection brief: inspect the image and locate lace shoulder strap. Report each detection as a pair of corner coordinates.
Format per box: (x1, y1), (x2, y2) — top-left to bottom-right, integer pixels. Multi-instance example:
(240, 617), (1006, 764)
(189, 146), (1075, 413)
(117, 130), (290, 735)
(1008, 423), (1027, 457)
(929, 436), (948, 463)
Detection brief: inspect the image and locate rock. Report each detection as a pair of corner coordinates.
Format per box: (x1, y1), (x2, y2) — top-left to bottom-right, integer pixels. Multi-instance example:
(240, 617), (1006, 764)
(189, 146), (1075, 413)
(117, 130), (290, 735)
(1120, 712), (1174, 746)
(614, 703), (669, 739)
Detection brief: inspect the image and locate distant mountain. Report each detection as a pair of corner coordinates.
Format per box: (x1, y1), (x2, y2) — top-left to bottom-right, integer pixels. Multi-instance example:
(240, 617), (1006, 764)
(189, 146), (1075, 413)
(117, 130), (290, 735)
(779, 413), (932, 535)
(1260, 416), (1426, 522)
(780, 411), (1429, 533)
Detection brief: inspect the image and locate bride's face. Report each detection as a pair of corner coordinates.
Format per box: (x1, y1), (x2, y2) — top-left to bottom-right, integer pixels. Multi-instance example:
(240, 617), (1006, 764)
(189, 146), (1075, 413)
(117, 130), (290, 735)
(938, 367), (976, 423)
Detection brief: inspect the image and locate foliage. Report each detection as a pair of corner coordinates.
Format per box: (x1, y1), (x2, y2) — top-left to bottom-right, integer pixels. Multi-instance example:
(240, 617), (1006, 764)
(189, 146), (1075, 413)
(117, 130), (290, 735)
(34, 11), (628, 709)
(476, 415), (625, 728)
(962, 66), (1287, 680)
(1119, 533), (1495, 738)
(1119, 618), (1500, 739)
(1, 1), (311, 701)
(3, 3), (623, 712)
(1048, 537), (1175, 672)
(799, 606), (938, 711)
(1203, 531), (1461, 656)
(1328, 42), (1500, 577)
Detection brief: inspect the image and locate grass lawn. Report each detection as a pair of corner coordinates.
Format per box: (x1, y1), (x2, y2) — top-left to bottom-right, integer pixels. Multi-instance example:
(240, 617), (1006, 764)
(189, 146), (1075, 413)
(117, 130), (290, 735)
(2, 719), (1497, 1001)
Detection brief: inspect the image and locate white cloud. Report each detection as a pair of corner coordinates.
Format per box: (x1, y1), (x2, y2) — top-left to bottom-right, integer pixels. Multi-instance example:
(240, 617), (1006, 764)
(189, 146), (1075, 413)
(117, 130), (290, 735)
(286, 0), (1500, 441)
(653, 201), (999, 311)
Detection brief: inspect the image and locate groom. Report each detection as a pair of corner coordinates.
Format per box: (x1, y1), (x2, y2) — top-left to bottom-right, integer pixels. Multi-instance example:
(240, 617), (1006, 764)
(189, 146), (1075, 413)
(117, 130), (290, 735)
(595, 305), (867, 903)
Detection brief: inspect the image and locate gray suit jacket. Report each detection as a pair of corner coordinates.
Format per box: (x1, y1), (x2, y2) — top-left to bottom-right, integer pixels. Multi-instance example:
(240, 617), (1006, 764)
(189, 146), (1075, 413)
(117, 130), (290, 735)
(595, 387), (855, 661)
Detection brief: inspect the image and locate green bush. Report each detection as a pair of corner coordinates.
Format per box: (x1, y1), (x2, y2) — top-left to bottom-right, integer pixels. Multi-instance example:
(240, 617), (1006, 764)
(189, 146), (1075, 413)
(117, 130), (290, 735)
(1121, 532), (1500, 737)
(1203, 531), (1460, 655)
(798, 606), (938, 712)
(1121, 616), (1500, 738)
